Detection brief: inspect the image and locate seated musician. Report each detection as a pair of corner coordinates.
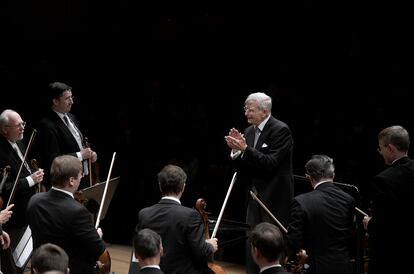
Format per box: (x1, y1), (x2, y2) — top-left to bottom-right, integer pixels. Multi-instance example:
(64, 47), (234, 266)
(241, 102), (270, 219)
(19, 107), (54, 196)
(136, 164), (218, 274)
(249, 222), (290, 274)
(133, 228), (165, 274)
(286, 155), (355, 274)
(31, 243), (70, 274)
(27, 155), (106, 274)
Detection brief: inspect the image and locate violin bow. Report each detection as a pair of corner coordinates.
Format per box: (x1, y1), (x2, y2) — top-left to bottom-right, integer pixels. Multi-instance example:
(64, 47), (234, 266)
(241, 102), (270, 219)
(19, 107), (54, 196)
(7, 129), (37, 207)
(211, 172), (237, 239)
(95, 152), (116, 229)
(355, 207), (368, 217)
(249, 190), (288, 233)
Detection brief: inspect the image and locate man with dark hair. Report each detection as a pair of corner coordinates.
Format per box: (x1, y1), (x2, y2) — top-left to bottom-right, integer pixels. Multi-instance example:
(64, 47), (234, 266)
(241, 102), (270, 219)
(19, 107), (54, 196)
(249, 222), (289, 274)
(34, 82), (97, 189)
(133, 228), (165, 274)
(31, 243), (69, 274)
(136, 164), (218, 274)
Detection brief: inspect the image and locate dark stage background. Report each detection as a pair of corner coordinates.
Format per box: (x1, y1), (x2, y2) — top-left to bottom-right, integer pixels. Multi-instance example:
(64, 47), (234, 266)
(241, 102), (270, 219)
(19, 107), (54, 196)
(1, 1), (413, 265)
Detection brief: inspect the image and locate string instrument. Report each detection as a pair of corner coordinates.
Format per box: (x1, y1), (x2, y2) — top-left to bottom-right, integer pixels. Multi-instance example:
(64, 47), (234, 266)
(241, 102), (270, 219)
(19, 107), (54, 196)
(74, 189), (88, 204)
(194, 198), (226, 274)
(94, 152), (117, 274)
(7, 129), (37, 207)
(84, 137), (100, 186)
(0, 165), (11, 209)
(249, 190), (307, 274)
(30, 159), (46, 193)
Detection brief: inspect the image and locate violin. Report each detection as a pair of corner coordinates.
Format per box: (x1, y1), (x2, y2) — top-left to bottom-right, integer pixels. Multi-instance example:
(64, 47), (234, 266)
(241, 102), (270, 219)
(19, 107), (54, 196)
(74, 190), (88, 204)
(0, 165), (11, 209)
(195, 198), (226, 274)
(31, 159), (47, 193)
(84, 137), (100, 186)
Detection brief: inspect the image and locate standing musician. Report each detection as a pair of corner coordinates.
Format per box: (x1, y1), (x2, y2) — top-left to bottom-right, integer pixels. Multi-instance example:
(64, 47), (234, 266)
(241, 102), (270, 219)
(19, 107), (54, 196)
(34, 81), (97, 190)
(0, 109), (44, 274)
(362, 125), (414, 274)
(224, 92), (294, 274)
(136, 164), (218, 274)
(27, 155), (106, 274)
(286, 155), (355, 274)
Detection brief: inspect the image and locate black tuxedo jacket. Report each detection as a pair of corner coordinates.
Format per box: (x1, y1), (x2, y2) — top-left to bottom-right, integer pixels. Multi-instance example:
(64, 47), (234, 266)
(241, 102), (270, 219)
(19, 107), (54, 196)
(34, 109), (84, 188)
(27, 189), (105, 274)
(235, 116), (294, 225)
(139, 267), (165, 274)
(367, 156), (414, 274)
(0, 135), (35, 230)
(137, 199), (213, 274)
(261, 266), (290, 273)
(287, 182), (355, 274)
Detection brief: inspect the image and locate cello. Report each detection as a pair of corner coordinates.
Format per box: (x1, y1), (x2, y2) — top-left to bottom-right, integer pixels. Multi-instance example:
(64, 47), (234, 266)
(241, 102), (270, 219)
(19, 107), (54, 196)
(94, 152), (117, 274)
(194, 198), (226, 274)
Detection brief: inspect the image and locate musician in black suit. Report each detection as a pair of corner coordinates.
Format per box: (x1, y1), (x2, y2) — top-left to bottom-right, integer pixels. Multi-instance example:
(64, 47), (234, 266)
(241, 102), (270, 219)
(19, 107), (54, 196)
(31, 243), (69, 274)
(287, 155), (355, 274)
(136, 164), (218, 274)
(363, 125), (414, 274)
(133, 228), (165, 274)
(34, 82), (97, 190)
(249, 222), (290, 274)
(27, 155), (106, 274)
(225, 92), (294, 274)
(0, 109), (44, 274)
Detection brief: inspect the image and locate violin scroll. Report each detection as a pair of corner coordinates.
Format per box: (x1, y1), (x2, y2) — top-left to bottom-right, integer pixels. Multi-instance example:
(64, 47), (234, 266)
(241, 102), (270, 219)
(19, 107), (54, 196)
(194, 198), (226, 274)
(31, 159), (46, 193)
(291, 249), (309, 274)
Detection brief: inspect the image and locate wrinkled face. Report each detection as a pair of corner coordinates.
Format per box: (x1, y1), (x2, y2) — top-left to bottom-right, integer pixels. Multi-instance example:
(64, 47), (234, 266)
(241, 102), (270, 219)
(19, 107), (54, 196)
(244, 100), (267, 126)
(377, 140), (392, 165)
(4, 112), (25, 142)
(53, 90), (74, 113)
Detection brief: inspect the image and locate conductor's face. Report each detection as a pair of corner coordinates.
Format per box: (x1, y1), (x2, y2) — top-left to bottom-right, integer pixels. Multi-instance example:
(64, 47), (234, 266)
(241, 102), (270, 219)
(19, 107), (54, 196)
(53, 90), (74, 114)
(244, 101), (267, 126)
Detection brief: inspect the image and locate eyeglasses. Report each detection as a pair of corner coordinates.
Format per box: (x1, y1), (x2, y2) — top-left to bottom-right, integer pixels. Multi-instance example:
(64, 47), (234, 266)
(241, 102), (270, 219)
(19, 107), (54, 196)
(6, 121), (26, 129)
(244, 106), (258, 113)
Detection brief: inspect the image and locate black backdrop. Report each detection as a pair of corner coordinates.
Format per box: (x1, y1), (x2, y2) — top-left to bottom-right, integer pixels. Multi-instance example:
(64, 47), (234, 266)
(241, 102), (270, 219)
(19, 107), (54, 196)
(1, 1), (413, 261)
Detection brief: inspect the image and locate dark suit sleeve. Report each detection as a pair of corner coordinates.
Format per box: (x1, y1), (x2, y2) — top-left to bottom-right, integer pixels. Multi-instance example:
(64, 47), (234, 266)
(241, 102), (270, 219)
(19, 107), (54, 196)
(72, 206), (106, 260)
(287, 198), (306, 255)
